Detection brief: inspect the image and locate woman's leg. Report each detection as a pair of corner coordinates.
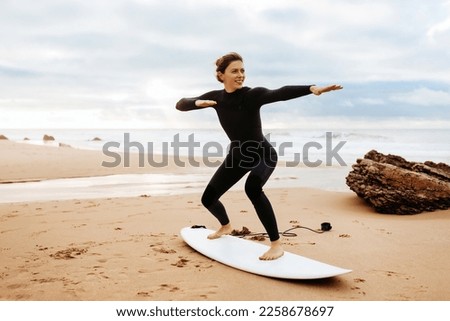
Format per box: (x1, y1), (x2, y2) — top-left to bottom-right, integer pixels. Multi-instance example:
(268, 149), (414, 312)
(201, 154), (249, 238)
(244, 151), (283, 260)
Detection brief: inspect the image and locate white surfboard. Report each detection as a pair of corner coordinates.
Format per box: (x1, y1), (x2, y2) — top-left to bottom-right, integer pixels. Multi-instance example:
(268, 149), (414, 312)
(180, 227), (351, 279)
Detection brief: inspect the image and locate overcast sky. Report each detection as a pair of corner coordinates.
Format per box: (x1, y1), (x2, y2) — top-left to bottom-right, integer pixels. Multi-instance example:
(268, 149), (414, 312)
(1, 0), (449, 129)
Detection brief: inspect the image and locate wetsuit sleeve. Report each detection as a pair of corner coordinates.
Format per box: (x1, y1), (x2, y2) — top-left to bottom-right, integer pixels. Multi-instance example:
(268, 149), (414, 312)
(175, 91), (219, 111)
(175, 98), (199, 111)
(249, 86), (314, 106)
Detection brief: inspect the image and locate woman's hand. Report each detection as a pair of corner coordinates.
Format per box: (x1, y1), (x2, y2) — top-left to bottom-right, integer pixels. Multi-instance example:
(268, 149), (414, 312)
(195, 100), (217, 107)
(310, 85), (343, 96)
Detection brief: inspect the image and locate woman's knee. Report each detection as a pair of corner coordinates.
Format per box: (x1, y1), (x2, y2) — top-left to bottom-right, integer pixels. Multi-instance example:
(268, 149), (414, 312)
(201, 184), (218, 208)
(245, 175), (263, 200)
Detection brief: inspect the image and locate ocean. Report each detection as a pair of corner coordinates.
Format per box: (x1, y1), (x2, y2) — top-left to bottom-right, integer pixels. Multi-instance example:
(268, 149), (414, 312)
(1, 128), (449, 203)
(2, 128), (449, 164)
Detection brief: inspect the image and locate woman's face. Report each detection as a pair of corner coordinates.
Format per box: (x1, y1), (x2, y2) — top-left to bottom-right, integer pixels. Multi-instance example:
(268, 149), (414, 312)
(220, 60), (245, 93)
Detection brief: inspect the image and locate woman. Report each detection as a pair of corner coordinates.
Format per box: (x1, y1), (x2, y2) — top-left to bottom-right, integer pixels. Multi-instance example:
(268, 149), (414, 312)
(176, 52), (342, 260)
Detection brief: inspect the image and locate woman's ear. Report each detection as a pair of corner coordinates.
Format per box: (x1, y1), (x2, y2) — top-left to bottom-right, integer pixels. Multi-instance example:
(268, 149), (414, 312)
(217, 71), (224, 82)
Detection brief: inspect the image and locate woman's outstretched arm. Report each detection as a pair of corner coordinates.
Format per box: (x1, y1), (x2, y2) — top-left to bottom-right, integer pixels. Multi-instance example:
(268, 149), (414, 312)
(249, 84), (342, 106)
(176, 91), (218, 111)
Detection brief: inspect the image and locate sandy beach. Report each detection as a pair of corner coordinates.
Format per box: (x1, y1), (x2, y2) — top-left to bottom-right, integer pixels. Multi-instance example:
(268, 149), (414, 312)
(1, 140), (449, 301)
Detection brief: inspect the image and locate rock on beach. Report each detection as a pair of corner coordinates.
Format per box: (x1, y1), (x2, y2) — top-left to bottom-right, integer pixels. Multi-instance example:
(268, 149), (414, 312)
(346, 150), (450, 214)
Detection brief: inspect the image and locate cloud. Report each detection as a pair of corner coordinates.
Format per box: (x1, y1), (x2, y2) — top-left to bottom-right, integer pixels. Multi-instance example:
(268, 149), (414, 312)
(357, 98), (385, 106)
(0, 0), (449, 129)
(427, 1), (450, 42)
(390, 87), (450, 106)
(428, 18), (450, 41)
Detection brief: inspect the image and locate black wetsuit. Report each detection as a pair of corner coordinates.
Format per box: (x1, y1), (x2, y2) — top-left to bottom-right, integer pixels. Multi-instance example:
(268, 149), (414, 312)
(176, 86), (312, 241)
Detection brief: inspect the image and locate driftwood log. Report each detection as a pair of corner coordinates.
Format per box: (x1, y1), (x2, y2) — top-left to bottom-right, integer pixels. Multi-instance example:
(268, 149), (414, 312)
(346, 150), (450, 214)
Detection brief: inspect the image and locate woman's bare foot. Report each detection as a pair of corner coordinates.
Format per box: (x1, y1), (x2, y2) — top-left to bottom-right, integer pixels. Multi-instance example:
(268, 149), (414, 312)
(259, 239), (284, 260)
(207, 224), (233, 239)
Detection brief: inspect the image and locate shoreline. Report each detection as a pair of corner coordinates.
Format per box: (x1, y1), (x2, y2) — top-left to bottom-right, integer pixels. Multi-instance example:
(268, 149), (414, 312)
(0, 140), (352, 204)
(0, 140), (449, 301)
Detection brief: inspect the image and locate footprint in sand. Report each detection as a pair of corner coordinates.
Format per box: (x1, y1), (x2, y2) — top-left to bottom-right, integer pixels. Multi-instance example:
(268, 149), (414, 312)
(376, 228), (392, 235)
(73, 224), (87, 228)
(171, 258), (189, 268)
(84, 202), (100, 208)
(159, 284), (181, 293)
(351, 278), (367, 296)
(50, 247), (88, 260)
(384, 270), (413, 280)
(152, 247), (177, 254)
(7, 284), (25, 290)
(137, 291), (152, 298)
(194, 261), (214, 270)
(36, 245), (49, 252)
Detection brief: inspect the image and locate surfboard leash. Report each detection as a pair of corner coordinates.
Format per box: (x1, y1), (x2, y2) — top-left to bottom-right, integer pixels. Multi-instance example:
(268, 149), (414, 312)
(190, 222), (332, 239)
(229, 222), (332, 239)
